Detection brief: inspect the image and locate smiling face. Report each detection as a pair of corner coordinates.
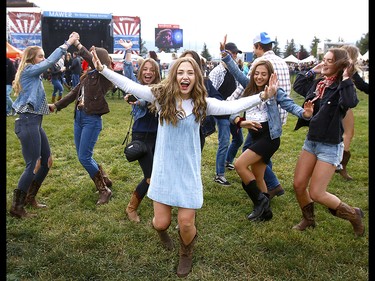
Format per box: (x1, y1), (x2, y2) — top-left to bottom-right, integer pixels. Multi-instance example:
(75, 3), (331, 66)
(140, 61), (157, 85)
(320, 51), (338, 77)
(176, 61), (196, 99)
(253, 64), (270, 88)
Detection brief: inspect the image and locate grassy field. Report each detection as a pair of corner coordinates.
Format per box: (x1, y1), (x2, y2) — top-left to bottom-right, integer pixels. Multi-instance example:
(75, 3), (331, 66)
(6, 80), (368, 281)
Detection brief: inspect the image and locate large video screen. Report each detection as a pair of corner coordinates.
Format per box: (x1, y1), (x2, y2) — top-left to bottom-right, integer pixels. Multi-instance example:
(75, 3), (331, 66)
(155, 28), (183, 49)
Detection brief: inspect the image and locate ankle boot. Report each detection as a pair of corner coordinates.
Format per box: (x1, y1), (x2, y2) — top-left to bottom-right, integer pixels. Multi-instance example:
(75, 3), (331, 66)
(329, 202), (365, 237)
(57, 95), (62, 101)
(25, 181), (47, 208)
(338, 150), (353, 180)
(92, 170), (112, 205)
(242, 181), (271, 221)
(177, 231), (197, 278)
(98, 164), (112, 187)
(9, 189), (37, 218)
(292, 202), (316, 231)
(126, 192), (142, 222)
(155, 228), (174, 251)
(51, 96), (56, 103)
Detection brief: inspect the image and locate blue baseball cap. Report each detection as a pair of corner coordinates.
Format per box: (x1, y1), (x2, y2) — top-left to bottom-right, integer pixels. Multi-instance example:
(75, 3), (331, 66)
(253, 32), (275, 44)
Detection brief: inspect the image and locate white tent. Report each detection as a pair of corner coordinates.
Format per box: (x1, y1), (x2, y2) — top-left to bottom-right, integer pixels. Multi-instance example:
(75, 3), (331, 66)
(284, 54), (299, 63)
(361, 51), (369, 61)
(300, 55), (316, 64)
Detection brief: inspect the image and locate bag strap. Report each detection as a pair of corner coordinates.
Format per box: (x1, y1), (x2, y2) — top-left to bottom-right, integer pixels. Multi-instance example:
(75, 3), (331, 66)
(122, 113), (134, 146)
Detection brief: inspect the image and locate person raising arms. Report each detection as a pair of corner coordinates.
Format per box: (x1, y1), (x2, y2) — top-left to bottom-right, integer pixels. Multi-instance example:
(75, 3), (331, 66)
(292, 48), (364, 237)
(10, 32), (79, 218)
(91, 49), (276, 277)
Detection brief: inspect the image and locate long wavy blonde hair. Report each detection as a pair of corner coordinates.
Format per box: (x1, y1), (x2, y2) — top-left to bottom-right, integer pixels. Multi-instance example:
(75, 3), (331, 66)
(148, 57), (208, 126)
(12, 46), (42, 96)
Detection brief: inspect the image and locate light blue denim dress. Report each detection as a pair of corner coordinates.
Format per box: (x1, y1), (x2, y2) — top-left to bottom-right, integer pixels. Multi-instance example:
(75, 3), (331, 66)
(147, 114), (203, 209)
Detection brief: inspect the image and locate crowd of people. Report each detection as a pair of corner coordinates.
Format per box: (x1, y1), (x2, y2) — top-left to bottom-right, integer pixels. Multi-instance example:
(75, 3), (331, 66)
(7, 30), (368, 278)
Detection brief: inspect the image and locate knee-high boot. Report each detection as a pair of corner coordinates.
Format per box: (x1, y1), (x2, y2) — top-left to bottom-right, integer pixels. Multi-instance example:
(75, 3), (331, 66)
(328, 202), (365, 237)
(9, 189), (37, 218)
(177, 230), (197, 278)
(126, 191), (142, 222)
(98, 164), (112, 187)
(292, 202), (316, 231)
(25, 180), (47, 208)
(154, 225), (174, 251)
(92, 170), (112, 205)
(338, 150), (353, 180)
(242, 181), (272, 221)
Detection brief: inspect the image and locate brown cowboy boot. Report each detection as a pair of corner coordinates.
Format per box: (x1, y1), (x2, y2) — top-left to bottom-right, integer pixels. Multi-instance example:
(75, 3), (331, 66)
(329, 202), (365, 237)
(98, 164), (112, 187)
(155, 227), (174, 251)
(177, 231), (198, 278)
(92, 170), (112, 205)
(9, 189), (37, 218)
(25, 181), (47, 208)
(126, 192), (142, 222)
(338, 150), (353, 180)
(292, 202), (316, 231)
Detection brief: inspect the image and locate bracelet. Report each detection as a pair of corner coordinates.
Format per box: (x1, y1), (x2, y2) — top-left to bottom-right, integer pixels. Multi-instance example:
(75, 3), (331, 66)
(259, 91), (266, 101)
(236, 117), (245, 129)
(125, 49), (132, 54)
(64, 41), (71, 48)
(75, 43), (82, 48)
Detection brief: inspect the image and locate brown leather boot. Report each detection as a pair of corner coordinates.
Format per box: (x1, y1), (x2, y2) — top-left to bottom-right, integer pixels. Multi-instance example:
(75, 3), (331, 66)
(126, 192), (142, 222)
(9, 189), (37, 218)
(25, 181), (47, 208)
(177, 231), (197, 278)
(57, 95), (62, 101)
(338, 150), (353, 180)
(155, 228), (174, 251)
(92, 170), (112, 205)
(51, 96), (56, 103)
(329, 202), (365, 237)
(292, 202), (316, 231)
(98, 164), (112, 187)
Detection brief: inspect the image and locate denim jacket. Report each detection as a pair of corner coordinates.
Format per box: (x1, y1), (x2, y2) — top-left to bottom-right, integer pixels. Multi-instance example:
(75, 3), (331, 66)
(12, 46), (67, 112)
(230, 87), (309, 140)
(123, 60), (149, 121)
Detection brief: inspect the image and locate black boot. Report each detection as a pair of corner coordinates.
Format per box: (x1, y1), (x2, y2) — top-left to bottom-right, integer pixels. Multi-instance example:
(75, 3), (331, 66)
(242, 181), (272, 221)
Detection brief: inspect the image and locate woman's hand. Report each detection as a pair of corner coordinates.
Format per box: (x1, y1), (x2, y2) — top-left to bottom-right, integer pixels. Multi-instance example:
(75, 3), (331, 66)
(48, 103), (56, 113)
(220, 34), (227, 52)
(302, 100), (314, 118)
(240, 120), (262, 131)
(264, 73), (279, 99)
(119, 39), (133, 50)
(91, 47), (104, 71)
(67, 32), (80, 46)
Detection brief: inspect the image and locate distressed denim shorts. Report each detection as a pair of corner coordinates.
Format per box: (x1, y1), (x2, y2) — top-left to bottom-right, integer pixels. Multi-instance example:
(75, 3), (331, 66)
(302, 138), (344, 168)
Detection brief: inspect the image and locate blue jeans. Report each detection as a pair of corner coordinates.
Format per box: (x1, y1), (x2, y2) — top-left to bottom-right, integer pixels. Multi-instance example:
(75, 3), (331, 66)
(14, 113), (51, 193)
(51, 77), (63, 98)
(215, 117), (231, 176)
(226, 123), (243, 164)
(243, 131), (280, 190)
(74, 109), (102, 178)
(71, 74), (80, 88)
(6, 85), (14, 114)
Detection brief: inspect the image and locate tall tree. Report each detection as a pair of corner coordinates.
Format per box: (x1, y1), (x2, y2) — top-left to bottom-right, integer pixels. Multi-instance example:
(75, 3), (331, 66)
(201, 43), (212, 61)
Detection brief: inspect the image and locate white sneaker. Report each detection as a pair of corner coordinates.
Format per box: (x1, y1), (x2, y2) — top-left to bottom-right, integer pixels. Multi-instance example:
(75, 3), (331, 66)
(214, 175), (231, 186)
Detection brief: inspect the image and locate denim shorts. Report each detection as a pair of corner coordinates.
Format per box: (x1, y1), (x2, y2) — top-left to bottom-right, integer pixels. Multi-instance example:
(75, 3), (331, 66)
(302, 138), (344, 168)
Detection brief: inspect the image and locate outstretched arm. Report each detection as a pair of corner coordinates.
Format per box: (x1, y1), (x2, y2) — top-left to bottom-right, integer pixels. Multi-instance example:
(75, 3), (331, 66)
(91, 48), (155, 103)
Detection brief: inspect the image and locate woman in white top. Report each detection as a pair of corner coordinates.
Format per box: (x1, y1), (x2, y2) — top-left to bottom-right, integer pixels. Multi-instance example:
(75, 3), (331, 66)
(91, 51), (277, 278)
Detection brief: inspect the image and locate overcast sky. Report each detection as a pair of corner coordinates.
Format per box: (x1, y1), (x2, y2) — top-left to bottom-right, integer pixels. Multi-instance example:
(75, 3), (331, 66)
(29, 0), (369, 57)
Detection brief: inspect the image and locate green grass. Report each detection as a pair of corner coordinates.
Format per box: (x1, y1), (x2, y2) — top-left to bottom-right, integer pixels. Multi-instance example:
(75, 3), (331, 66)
(6, 80), (368, 281)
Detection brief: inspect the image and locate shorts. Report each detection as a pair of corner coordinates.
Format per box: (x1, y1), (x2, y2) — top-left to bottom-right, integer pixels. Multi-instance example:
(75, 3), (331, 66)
(302, 139), (344, 168)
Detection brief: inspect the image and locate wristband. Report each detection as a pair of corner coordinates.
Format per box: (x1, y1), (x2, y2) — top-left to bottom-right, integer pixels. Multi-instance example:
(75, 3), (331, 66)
(64, 41), (71, 48)
(236, 117), (245, 129)
(75, 43), (82, 48)
(125, 49), (132, 54)
(259, 91), (266, 101)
